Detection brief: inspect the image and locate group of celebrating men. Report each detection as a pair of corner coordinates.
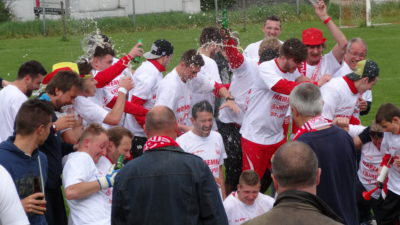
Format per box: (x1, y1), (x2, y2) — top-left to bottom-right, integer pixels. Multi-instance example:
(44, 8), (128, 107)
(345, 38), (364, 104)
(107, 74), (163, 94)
(0, 0), (399, 225)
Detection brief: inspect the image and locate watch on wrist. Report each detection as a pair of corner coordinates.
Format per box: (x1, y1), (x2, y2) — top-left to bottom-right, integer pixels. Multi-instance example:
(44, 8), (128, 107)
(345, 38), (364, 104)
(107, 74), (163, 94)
(226, 97), (235, 101)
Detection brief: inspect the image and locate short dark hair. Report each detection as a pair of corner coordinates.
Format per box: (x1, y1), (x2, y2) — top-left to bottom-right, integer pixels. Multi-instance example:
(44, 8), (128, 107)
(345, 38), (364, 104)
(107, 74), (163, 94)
(280, 38), (307, 64)
(45, 70), (83, 95)
(145, 106), (177, 132)
(78, 123), (107, 145)
(77, 58), (93, 75)
(17, 60), (47, 80)
(199, 27), (222, 45)
(272, 141), (318, 188)
(107, 126), (133, 147)
(376, 103), (400, 123)
(93, 46), (115, 58)
(180, 49), (205, 67)
(264, 15), (281, 25)
(15, 99), (54, 136)
(191, 100), (213, 119)
(239, 170), (260, 186)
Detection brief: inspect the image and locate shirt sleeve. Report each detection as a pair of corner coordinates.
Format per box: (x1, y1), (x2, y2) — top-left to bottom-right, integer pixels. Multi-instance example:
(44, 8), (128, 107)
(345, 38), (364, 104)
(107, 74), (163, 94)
(155, 81), (178, 111)
(0, 166), (30, 225)
(63, 155), (91, 188)
(75, 97), (108, 124)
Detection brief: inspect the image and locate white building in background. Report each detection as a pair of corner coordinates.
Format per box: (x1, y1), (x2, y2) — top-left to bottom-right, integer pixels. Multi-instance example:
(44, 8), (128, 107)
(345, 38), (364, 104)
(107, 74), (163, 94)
(5, 0), (201, 21)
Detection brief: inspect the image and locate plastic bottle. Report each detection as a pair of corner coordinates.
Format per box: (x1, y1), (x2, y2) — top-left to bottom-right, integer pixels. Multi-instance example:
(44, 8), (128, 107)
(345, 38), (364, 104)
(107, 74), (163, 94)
(114, 155), (124, 170)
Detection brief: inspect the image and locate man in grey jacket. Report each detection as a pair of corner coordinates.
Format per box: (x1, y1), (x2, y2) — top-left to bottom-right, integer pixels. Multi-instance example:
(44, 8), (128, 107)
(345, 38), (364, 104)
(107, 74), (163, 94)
(244, 141), (343, 225)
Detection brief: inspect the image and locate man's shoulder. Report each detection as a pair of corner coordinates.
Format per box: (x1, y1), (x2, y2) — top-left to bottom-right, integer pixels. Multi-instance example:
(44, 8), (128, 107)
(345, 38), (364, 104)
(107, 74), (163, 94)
(0, 85), (26, 101)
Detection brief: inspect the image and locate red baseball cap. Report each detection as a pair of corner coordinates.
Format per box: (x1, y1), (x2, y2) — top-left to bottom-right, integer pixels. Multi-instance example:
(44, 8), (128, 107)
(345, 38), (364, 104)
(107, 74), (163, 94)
(302, 28), (326, 45)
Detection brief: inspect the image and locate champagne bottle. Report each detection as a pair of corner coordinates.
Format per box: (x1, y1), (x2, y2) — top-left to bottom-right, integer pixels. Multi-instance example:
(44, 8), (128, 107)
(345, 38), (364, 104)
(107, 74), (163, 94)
(133, 39), (143, 63)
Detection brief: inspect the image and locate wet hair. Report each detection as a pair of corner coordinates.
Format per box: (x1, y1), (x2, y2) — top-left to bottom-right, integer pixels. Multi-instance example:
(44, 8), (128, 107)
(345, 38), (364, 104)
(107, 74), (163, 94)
(375, 103), (400, 124)
(15, 99), (54, 135)
(77, 58), (93, 75)
(199, 27), (222, 45)
(180, 49), (205, 67)
(17, 60), (47, 80)
(93, 45), (115, 58)
(289, 83), (323, 117)
(45, 70), (83, 95)
(280, 38), (307, 64)
(107, 126), (133, 147)
(239, 170), (260, 186)
(78, 123), (107, 145)
(258, 38), (281, 58)
(272, 141), (318, 188)
(191, 100), (213, 119)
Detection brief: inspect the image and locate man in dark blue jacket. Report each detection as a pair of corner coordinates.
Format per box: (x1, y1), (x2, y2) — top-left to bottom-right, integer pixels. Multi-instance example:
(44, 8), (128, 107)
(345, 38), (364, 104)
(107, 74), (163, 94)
(112, 105), (228, 225)
(0, 99), (54, 225)
(290, 83), (358, 225)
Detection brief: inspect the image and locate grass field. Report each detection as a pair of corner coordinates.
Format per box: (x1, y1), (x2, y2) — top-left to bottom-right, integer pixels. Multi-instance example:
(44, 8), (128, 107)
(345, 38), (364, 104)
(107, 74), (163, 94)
(0, 20), (399, 125)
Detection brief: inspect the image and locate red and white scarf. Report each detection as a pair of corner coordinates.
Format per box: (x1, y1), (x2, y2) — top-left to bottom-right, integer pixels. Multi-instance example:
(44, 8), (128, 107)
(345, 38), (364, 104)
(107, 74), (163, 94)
(298, 57), (322, 82)
(143, 136), (180, 152)
(293, 116), (331, 140)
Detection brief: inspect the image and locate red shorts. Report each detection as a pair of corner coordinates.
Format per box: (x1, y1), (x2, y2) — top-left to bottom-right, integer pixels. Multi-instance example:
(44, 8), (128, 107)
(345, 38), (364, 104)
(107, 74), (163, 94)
(241, 137), (286, 179)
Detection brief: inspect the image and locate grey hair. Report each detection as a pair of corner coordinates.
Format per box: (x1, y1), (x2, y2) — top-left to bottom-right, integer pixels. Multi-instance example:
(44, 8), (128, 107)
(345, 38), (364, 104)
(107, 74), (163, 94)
(346, 38), (368, 54)
(289, 83), (323, 117)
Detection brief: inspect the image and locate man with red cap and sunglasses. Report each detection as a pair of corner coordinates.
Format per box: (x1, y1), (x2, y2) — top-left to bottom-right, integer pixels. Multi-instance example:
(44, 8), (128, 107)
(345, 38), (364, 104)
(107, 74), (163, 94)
(299, 0), (348, 83)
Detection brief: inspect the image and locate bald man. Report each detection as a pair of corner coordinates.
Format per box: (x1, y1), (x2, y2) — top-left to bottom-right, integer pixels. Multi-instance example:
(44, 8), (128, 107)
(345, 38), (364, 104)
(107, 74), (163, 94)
(111, 106), (228, 225)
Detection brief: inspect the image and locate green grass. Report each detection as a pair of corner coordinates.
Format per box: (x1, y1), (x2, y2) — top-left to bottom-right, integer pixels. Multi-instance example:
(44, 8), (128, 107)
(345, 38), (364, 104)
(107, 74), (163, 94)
(0, 20), (399, 125)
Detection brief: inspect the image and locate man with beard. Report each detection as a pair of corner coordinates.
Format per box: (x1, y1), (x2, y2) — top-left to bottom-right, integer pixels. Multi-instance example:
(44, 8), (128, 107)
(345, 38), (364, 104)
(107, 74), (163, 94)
(0, 60), (47, 142)
(38, 70), (83, 225)
(0, 99), (54, 225)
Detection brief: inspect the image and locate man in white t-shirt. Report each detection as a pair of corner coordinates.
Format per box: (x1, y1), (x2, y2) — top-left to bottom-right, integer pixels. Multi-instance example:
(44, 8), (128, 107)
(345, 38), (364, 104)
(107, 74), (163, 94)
(321, 59), (379, 125)
(333, 38), (372, 119)
(0, 60), (47, 142)
(177, 100), (227, 198)
(0, 165), (30, 225)
(156, 49), (238, 134)
(63, 124), (119, 225)
(125, 39), (174, 158)
(240, 38), (328, 192)
(244, 15), (283, 62)
(224, 170), (274, 225)
(299, 0), (347, 83)
(96, 126), (133, 208)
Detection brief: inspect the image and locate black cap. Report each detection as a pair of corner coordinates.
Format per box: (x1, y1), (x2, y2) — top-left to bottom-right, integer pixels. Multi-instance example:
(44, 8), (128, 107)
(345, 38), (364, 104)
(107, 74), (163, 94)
(143, 39), (174, 59)
(347, 59), (379, 81)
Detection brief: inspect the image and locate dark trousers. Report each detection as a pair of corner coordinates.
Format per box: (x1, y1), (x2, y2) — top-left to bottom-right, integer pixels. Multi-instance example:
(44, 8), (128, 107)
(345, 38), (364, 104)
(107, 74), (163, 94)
(217, 121), (242, 188)
(45, 187), (67, 225)
(377, 190), (400, 225)
(356, 181), (382, 223)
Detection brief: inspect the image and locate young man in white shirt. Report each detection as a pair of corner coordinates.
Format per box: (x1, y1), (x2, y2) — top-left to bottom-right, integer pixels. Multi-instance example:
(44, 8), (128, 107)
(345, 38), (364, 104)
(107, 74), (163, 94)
(156, 49), (238, 134)
(125, 39), (174, 158)
(299, 0), (347, 83)
(240, 38), (328, 192)
(374, 103), (400, 224)
(321, 59), (379, 125)
(0, 60), (47, 142)
(63, 124), (118, 225)
(177, 100), (227, 198)
(224, 170), (274, 225)
(244, 15), (283, 62)
(96, 126), (133, 208)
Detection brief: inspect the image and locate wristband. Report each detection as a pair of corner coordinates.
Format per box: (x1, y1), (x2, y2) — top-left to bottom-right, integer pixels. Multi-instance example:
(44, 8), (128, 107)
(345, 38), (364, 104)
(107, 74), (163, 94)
(118, 87), (127, 95)
(226, 97), (235, 101)
(323, 17), (331, 24)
